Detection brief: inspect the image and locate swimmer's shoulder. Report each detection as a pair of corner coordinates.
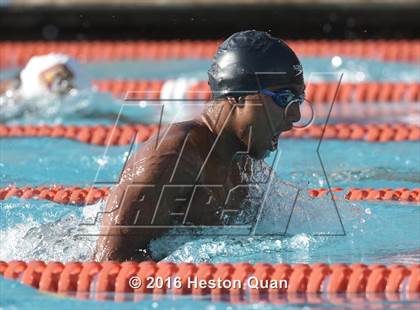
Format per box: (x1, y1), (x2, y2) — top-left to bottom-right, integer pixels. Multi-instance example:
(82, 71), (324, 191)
(146, 118), (213, 152)
(132, 119), (212, 163)
(126, 119), (210, 182)
(165, 118), (205, 139)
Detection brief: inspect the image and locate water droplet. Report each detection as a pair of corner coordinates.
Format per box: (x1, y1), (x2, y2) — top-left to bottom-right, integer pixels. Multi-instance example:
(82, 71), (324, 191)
(355, 71), (366, 82)
(331, 56), (342, 67)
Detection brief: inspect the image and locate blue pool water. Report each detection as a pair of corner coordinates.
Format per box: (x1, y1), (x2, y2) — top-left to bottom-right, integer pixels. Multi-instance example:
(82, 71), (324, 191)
(0, 56), (419, 309)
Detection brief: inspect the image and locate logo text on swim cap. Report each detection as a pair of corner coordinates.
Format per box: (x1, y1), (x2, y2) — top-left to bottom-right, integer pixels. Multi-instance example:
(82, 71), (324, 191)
(293, 65), (303, 76)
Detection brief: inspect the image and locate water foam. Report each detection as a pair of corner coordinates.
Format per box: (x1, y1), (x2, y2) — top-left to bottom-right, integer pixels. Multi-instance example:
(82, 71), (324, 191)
(0, 200), (102, 262)
(0, 159), (369, 263)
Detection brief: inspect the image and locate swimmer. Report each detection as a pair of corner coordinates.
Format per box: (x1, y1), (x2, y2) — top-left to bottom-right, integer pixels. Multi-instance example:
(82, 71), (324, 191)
(0, 53), (138, 122)
(0, 53), (90, 100)
(94, 30), (305, 261)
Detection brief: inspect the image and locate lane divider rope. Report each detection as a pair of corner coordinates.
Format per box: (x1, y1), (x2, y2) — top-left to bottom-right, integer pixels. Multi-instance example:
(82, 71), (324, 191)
(1, 40), (419, 69)
(1, 261), (419, 298)
(0, 186), (418, 205)
(93, 80), (420, 103)
(0, 80), (418, 104)
(1, 124), (418, 144)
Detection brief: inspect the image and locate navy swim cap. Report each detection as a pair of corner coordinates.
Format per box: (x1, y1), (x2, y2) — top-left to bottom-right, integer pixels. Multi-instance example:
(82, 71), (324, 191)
(208, 30), (304, 99)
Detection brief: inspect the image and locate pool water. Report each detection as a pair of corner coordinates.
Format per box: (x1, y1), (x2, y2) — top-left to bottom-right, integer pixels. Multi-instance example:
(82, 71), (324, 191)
(0, 56), (419, 309)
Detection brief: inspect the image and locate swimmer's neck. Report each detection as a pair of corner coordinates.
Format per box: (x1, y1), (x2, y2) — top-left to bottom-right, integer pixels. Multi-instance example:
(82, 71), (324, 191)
(199, 101), (245, 162)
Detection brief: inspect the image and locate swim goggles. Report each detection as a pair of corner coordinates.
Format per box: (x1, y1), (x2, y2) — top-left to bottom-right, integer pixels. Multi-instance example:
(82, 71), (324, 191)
(260, 89), (304, 109)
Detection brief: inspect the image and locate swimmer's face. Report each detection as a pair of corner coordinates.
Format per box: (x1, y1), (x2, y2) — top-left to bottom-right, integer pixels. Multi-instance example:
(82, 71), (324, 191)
(234, 84), (303, 159)
(39, 64), (74, 96)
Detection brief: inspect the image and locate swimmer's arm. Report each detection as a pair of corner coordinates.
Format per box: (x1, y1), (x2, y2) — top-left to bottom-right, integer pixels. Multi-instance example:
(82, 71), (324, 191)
(94, 182), (153, 261)
(94, 155), (193, 262)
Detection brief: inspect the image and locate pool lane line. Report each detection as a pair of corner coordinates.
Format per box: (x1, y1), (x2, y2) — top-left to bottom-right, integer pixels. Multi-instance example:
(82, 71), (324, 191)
(0, 186), (418, 205)
(1, 39), (419, 69)
(92, 80), (420, 104)
(1, 261), (419, 299)
(0, 80), (417, 103)
(1, 123), (418, 144)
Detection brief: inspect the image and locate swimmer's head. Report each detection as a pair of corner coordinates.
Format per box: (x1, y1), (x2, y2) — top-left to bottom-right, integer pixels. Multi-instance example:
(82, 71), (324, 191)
(19, 53), (90, 99)
(207, 30), (305, 159)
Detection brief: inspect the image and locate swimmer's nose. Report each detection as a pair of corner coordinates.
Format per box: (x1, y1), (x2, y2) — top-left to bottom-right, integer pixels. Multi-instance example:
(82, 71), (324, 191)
(285, 102), (301, 123)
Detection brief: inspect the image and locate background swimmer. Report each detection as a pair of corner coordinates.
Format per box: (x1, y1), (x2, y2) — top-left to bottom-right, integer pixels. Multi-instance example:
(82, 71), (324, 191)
(0, 53), (90, 100)
(0, 53), (139, 123)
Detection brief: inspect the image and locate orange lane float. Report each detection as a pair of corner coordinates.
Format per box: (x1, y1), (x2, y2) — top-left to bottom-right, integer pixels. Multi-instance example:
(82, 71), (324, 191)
(1, 261), (419, 299)
(93, 80), (420, 103)
(1, 40), (419, 69)
(0, 123), (418, 144)
(1, 79), (417, 103)
(0, 186), (418, 205)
